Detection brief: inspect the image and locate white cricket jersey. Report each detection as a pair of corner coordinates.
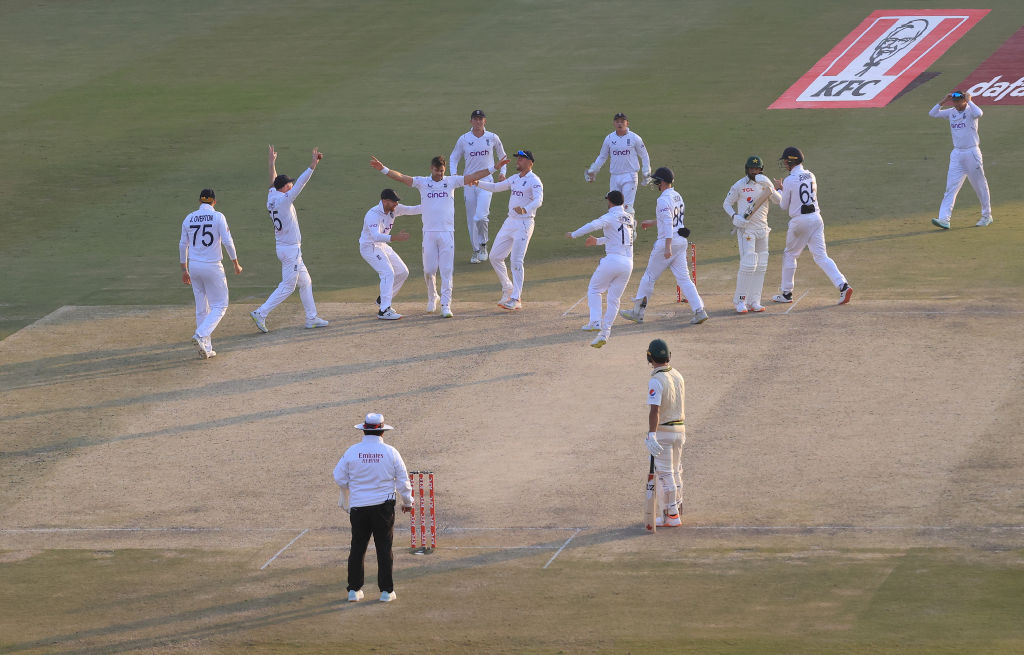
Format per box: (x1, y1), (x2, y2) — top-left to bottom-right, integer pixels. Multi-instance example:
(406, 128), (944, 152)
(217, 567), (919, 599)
(179, 203), (237, 264)
(266, 167), (314, 246)
(571, 205), (635, 259)
(476, 171), (544, 220)
(587, 130), (651, 177)
(450, 130), (508, 176)
(412, 175), (465, 232)
(359, 202), (423, 248)
(654, 188), (687, 242)
(929, 101), (983, 149)
(778, 164), (820, 219)
(723, 174), (779, 228)
(333, 435), (414, 509)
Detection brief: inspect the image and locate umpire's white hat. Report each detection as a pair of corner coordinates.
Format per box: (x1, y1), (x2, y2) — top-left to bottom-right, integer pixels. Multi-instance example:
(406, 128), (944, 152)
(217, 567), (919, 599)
(354, 412), (394, 431)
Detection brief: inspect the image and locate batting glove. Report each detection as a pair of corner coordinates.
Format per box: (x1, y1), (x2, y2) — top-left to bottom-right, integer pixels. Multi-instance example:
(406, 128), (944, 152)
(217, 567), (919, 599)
(645, 432), (664, 457)
(584, 170), (596, 183)
(732, 214), (750, 230)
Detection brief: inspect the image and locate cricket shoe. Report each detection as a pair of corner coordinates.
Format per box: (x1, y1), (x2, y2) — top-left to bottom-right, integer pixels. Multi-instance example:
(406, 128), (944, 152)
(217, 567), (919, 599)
(931, 217), (951, 230)
(665, 514), (682, 527)
(379, 591), (396, 603)
(203, 337), (216, 358)
(581, 320), (601, 332)
(377, 307), (402, 320)
(655, 515), (667, 527)
(498, 298), (521, 311)
(426, 298), (438, 313)
(348, 590), (364, 602)
(479, 246), (488, 262)
(470, 250), (482, 264)
(619, 308), (643, 323)
(837, 283), (853, 305)
(734, 301), (748, 314)
(976, 216), (993, 227)
(191, 335), (210, 359)
(590, 333), (608, 348)
(250, 310), (269, 333)
(771, 292), (793, 303)
(375, 296), (381, 306)
(747, 303), (766, 313)
(440, 306), (454, 318)
(690, 308), (709, 324)
(305, 316), (329, 328)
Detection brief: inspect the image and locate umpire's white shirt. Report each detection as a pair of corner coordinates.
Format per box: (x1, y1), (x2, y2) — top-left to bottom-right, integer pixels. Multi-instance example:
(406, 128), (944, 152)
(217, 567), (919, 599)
(412, 175), (465, 232)
(929, 101), (983, 149)
(334, 435), (414, 509)
(450, 130), (508, 176)
(476, 171), (544, 220)
(180, 204), (237, 264)
(588, 130), (651, 176)
(267, 167), (314, 246)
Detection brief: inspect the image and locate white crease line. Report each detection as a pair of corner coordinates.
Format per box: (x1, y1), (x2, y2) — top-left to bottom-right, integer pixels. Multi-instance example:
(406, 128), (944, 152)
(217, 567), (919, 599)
(0, 527), (289, 533)
(442, 526), (585, 532)
(543, 527), (582, 569)
(562, 297), (586, 317)
(260, 528), (309, 570)
(785, 290), (811, 314)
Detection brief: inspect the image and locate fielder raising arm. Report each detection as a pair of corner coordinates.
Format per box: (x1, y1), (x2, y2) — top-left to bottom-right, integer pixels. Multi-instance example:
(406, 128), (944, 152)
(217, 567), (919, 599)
(370, 156), (508, 187)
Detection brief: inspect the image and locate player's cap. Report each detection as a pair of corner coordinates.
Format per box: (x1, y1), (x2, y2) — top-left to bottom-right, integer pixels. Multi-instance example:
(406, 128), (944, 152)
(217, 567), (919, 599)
(745, 156), (764, 170)
(647, 338), (671, 363)
(779, 146), (804, 165)
(613, 112), (628, 120)
(605, 189), (625, 205)
(273, 174), (295, 190)
(380, 188), (401, 202)
(651, 166), (674, 185)
(514, 149), (534, 162)
(199, 189), (216, 202)
(354, 412), (394, 431)
(470, 109), (486, 118)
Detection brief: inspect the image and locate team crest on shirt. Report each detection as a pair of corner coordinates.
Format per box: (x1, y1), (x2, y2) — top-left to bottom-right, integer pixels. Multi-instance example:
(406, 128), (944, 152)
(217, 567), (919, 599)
(627, 138), (632, 145)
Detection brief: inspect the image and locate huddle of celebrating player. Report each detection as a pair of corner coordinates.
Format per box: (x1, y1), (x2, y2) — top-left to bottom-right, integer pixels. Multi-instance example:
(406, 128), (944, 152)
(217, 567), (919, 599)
(181, 92), (996, 358)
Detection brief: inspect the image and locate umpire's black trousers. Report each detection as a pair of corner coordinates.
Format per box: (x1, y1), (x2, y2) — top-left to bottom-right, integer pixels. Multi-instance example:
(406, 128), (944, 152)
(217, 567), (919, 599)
(347, 499), (396, 593)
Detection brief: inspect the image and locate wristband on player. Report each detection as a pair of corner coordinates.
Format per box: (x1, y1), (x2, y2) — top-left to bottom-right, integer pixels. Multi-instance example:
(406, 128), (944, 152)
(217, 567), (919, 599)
(380, 167), (390, 175)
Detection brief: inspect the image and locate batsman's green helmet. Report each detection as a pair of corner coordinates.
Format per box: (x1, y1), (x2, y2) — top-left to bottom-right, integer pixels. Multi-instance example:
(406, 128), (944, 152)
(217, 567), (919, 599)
(647, 338), (671, 363)
(745, 156), (764, 170)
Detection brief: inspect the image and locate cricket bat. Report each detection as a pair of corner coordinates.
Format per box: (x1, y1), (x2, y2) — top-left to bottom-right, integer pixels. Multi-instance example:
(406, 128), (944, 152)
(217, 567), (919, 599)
(644, 455), (657, 533)
(742, 182), (776, 219)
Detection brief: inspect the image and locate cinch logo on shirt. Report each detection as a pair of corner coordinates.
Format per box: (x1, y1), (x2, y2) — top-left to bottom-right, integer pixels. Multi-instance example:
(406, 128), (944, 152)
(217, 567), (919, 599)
(951, 122), (967, 128)
(512, 190), (525, 197)
(427, 191), (450, 199)
(612, 149), (632, 156)
(469, 150), (489, 157)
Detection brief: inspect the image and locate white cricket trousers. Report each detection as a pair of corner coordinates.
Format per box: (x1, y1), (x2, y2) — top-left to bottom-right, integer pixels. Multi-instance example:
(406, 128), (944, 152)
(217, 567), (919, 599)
(735, 226), (770, 306)
(189, 260), (229, 339)
(422, 231), (455, 309)
(359, 243), (409, 310)
(257, 244), (318, 320)
(463, 185), (492, 251)
(939, 146), (992, 222)
(588, 253), (633, 336)
(780, 214), (846, 294)
(654, 429), (685, 515)
(610, 172), (638, 214)
(490, 218), (534, 300)
(634, 238), (702, 308)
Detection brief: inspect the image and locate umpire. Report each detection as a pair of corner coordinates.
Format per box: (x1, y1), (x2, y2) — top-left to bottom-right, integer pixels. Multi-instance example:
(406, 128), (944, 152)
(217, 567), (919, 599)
(333, 412), (413, 603)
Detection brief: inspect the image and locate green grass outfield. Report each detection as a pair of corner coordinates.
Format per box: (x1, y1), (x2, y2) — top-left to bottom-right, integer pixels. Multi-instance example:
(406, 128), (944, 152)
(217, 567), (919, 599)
(2, 0), (1022, 337)
(2, 1), (1023, 652)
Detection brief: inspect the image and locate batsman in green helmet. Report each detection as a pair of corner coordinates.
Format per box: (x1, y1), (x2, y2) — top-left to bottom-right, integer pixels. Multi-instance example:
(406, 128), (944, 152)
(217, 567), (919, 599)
(722, 155), (780, 314)
(643, 338), (686, 527)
